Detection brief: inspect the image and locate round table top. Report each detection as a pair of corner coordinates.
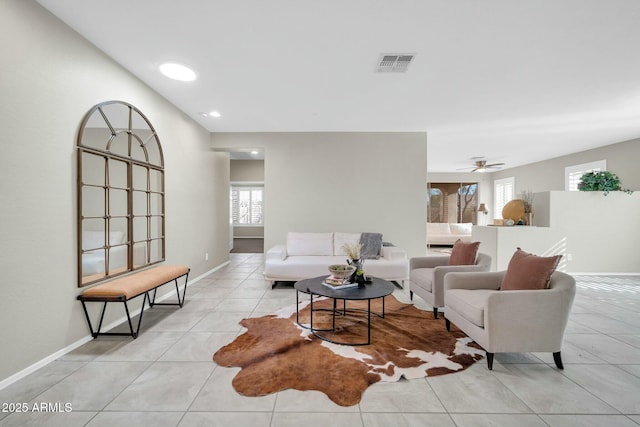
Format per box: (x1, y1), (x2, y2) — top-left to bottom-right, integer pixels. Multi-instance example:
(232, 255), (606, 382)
(294, 276), (395, 300)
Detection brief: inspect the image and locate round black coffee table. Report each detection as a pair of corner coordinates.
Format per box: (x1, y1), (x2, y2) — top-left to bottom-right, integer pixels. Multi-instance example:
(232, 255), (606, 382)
(294, 276), (395, 346)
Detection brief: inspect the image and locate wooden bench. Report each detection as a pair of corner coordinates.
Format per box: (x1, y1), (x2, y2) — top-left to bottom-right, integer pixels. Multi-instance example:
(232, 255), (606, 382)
(78, 265), (190, 339)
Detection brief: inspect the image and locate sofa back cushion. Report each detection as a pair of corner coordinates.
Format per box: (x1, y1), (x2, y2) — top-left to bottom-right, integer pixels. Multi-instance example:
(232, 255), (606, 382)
(286, 232), (334, 256)
(450, 223), (472, 235)
(333, 232), (362, 256)
(427, 222), (451, 234)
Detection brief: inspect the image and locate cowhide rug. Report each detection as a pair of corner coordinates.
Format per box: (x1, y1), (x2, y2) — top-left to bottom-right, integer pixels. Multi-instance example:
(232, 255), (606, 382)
(213, 295), (484, 406)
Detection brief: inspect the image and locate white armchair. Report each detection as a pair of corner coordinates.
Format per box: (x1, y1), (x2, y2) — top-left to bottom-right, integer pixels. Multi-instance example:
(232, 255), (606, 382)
(409, 253), (492, 319)
(443, 270), (576, 370)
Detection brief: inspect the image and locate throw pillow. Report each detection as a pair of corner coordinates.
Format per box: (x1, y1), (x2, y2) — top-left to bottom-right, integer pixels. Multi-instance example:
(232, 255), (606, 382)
(501, 248), (562, 290)
(448, 239), (480, 265)
(359, 232), (383, 259)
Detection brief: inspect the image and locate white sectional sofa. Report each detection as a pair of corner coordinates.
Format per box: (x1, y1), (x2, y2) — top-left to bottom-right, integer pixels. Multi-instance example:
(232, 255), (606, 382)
(264, 232), (409, 287)
(427, 222), (473, 246)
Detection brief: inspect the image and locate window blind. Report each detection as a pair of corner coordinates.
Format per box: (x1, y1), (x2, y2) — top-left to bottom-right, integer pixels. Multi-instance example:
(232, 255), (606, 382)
(231, 186), (263, 225)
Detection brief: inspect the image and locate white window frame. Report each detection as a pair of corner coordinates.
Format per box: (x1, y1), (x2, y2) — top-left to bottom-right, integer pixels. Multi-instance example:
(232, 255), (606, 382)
(494, 177), (515, 220)
(230, 182), (264, 226)
(565, 160), (606, 191)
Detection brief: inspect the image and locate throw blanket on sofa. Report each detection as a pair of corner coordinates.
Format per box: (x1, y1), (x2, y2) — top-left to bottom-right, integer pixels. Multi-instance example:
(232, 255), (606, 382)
(360, 232), (383, 259)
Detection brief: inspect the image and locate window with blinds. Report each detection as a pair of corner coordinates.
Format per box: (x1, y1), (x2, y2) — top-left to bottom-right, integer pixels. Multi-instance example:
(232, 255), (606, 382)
(231, 185), (263, 225)
(565, 160), (606, 191)
(494, 177), (514, 220)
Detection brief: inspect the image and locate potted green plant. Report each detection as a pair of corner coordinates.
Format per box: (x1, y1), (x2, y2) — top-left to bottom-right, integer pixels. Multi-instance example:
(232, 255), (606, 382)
(578, 171), (633, 196)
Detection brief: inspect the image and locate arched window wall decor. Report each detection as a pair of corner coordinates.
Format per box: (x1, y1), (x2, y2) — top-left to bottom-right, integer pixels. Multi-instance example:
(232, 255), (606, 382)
(77, 100), (165, 287)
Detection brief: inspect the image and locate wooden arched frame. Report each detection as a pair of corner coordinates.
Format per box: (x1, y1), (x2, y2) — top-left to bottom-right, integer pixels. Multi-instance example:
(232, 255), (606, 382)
(77, 101), (165, 287)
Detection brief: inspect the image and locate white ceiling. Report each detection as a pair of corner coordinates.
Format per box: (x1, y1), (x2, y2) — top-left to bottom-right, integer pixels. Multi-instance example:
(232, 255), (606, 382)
(37, 0), (640, 172)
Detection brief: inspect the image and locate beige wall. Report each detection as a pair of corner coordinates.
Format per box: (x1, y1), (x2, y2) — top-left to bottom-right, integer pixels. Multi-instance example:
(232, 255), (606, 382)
(473, 189), (640, 274)
(543, 191), (640, 273)
(490, 138), (640, 194)
(0, 0), (229, 384)
(230, 159), (265, 182)
(213, 132), (428, 258)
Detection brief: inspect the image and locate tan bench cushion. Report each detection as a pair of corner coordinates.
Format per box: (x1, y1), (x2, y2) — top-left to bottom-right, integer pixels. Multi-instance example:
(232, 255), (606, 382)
(81, 265), (189, 300)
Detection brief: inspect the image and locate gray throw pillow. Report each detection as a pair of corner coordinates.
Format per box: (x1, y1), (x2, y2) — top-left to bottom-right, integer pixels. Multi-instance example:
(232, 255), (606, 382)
(360, 232), (383, 259)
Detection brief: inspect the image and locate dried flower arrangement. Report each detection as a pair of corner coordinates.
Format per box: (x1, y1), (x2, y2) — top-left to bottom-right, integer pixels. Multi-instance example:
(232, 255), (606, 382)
(342, 243), (362, 260)
(520, 190), (535, 213)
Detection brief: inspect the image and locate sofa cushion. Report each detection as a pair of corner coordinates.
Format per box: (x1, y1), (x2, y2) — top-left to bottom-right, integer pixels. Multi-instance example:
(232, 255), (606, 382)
(450, 223), (472, 235)
(286, 232), (334, 256)
(446, 289), (494, 328)
(333, 232), (362, 256)
(360, 232), (383, 259)
(410, 268), (434, 292)
(501, 248), (562, 290)
(427, 223), (451, 234)
(448, 240), (480, 266)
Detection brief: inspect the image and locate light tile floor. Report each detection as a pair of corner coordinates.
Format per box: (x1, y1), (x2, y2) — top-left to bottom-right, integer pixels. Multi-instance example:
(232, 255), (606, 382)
(1, 253), (639, 427)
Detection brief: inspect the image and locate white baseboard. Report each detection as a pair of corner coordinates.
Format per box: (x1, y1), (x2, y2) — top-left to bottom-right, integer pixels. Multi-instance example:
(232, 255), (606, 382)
(0, 260), (231, 391)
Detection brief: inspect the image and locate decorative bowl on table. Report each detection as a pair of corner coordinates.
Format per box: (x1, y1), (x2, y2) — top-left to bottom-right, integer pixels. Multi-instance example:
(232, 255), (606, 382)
(328, 264), (356, 279)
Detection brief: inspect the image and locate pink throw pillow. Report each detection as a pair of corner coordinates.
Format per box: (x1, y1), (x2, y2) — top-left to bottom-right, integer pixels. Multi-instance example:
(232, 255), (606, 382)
(448, 240), (480, 266)
(501, 248), (562, 290)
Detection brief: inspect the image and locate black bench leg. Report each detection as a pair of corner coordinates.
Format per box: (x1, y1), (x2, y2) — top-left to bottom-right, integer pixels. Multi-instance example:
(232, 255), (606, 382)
(95, 301), (109, 338)
(123, 300), (135, 338)
(148, 273), (189, 307)
(150, 288), (158, 307)
(178, 272), (189, 307)
(132, 293), (150, 338)
(79, 299), (97, 338)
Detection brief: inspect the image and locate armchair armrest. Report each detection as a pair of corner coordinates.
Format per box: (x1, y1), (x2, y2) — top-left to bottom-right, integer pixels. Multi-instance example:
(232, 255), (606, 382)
(434, 263), (494, 287)
(381, 246), (407, 261)
(430, 263), (494, 308)
(444, 271), (505, 291)
(410, 255), (449, 269)
(266, 244), (287, 261)
(485, 288), (572, 351)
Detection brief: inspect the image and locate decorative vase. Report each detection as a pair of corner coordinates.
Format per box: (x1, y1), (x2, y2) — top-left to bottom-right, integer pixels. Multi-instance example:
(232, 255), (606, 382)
(526, 212), (534, 226)
(347, 258), (364, 283)
(356, 274), (366, 288)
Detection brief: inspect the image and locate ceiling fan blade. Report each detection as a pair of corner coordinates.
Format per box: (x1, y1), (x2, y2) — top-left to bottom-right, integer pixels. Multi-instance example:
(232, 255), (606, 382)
(486, 163), (505, 168)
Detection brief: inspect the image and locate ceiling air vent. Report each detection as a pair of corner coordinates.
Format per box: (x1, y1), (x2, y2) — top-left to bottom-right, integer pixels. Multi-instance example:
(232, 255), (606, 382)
(376, 54), (415, 73)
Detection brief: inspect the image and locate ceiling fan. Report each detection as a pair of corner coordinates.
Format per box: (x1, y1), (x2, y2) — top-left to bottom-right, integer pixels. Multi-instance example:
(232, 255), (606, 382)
(459, 160), (506, 173)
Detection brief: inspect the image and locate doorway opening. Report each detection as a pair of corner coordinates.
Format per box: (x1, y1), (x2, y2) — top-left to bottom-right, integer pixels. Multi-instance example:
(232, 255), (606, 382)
(229, 151), (265, 253)
(427, 182), (479, 224)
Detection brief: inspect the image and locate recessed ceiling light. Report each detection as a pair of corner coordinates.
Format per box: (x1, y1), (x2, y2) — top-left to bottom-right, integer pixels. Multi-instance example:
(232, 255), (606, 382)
(209, 111), (221, 118)
(158, 62), (197, 82)
(251, 150), (259, 155)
